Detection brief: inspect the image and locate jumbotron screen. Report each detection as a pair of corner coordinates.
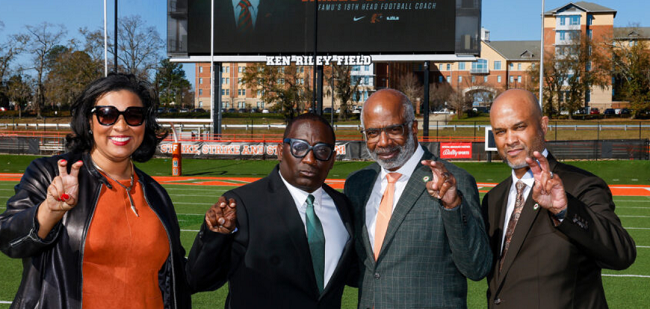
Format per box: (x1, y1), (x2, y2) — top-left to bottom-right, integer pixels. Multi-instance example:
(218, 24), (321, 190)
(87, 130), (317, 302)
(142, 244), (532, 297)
(168, 0), (481, 56)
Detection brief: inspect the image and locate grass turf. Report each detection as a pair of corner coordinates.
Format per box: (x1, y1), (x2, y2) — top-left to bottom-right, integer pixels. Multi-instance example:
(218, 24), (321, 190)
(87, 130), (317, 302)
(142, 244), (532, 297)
(0, 156), (648, 308)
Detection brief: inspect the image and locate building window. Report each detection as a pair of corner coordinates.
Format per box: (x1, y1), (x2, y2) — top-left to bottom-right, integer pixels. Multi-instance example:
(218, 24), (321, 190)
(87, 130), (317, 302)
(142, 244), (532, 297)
(238, 66), (243, 73)
(586, 61), (592, 71)
(472, 76), (476, 83)
(459, 62), (466, 70)
(447, 76), (451, 83)
(498, 76), (502, 83)
(588, 29), (593, 39)
(587, 15), (593, 26)
(446, 63), (451, 70)
(365, 65), (370, 71)
(364, 76), (369, 85)
(199, 66), (203, 73)
(559, 16), (566, 26)
(570, 15), (580, 26)
(517, 63), (521, 71)
(299, 67), (304, 73)
(199, 89), (203, 95)
(484, 76), (488, 83)
(559, 30), (566, 41)
(509, 63), (514, 70)
(225, 66), (229, 73)
(257, 90), (262, 97)
(472, 59), (488, 73)
(238, 78), (242, 85)
(509, 75), (514, 83)
(198, 101), (203, 108)
(458, 76), (462, 83)
(517, 76), (522, 83)
(494, 61), (502, 70)
(439, 76), (443, 83)
(199, 78), (203, 84)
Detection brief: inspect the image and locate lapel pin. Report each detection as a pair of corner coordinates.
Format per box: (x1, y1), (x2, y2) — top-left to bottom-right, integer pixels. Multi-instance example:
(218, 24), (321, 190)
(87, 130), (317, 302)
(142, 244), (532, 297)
(423, 176), (430, 182)
(533, 203), (540, 210)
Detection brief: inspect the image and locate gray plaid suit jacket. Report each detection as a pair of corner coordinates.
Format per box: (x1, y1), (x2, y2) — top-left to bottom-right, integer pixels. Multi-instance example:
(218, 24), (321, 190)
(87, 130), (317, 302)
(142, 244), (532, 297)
(344, 147), (492, 309)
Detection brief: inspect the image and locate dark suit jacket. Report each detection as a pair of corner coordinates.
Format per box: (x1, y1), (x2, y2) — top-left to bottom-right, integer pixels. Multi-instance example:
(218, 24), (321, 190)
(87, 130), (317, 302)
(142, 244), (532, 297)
(188, 0), (310, 54)
(186, 165), (355, 308)
(482, 153), (636, 309)
(344, 147), (492, 309)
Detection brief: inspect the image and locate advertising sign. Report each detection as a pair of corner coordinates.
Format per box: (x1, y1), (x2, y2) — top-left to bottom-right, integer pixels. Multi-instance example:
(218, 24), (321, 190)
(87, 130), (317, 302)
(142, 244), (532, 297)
(177, 0), (480, 56)
(440, 142), (472, 159)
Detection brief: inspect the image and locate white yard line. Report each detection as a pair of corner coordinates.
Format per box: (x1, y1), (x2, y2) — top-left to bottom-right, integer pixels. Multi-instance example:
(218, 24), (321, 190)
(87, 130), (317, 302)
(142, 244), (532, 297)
(180, 229), (200, 232)
(602, 274), (650, 278)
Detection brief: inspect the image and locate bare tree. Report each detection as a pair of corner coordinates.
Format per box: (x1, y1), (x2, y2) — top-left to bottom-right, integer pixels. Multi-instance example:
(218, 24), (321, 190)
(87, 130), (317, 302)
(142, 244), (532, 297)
(398, 72), (423, 114)
(428, 82), (453, 112)
(607, 25), (650, 118)
(327, 64), (361, 121)
(24, 22), (67, 117)
(115, 15), (164, 80)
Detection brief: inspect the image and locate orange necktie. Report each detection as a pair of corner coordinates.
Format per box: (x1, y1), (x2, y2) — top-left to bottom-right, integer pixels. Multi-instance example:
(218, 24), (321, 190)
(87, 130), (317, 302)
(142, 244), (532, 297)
(374, 172), (401, 260)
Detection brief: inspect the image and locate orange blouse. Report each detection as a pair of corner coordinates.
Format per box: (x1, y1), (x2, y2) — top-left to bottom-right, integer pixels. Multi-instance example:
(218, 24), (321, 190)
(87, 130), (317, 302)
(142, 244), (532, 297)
(82, 172), (170, 309)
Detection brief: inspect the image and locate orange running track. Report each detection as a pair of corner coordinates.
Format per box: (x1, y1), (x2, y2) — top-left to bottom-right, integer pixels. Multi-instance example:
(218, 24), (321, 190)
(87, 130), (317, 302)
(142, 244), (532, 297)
(2, 174), (648, 196)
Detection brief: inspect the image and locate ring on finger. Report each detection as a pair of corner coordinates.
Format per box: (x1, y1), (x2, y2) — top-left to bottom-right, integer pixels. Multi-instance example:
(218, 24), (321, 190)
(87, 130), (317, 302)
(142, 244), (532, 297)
(550, 172), (554, 179)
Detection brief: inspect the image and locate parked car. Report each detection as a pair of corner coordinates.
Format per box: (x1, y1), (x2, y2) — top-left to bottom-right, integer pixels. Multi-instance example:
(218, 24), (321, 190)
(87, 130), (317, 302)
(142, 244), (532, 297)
(323, 107), (333, 113)
(262, 109), (270, 114)
(227, 108), (237, 113)
(620, 108), (631, 115)
(238, 108), (248, 113)
(589, 108), (600, 115)
(180, 108), (189, 113)
(191, 108), (206, 113)
(167, 108), (178, 113)
(603, 108), (616, 115)
(156, 107), (167, 113)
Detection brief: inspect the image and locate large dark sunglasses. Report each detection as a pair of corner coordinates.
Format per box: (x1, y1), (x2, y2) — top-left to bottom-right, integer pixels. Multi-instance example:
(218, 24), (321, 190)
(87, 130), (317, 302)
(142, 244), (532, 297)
(283, 138), (335, 161)
(91, 106), (146, 126)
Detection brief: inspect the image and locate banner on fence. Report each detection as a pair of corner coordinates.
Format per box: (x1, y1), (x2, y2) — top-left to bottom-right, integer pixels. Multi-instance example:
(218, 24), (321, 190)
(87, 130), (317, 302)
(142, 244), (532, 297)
(440, 142), (472, 159)
(157, 141), (349, 160)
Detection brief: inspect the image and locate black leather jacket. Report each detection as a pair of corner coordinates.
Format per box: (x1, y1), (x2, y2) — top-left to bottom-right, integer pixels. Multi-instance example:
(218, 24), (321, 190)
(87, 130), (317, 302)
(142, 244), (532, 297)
(0, 152), (192, 309)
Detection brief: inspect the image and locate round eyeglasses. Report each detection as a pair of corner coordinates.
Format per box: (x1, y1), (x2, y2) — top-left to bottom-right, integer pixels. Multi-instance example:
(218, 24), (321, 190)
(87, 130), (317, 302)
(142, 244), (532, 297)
(283, 138), (335, 161)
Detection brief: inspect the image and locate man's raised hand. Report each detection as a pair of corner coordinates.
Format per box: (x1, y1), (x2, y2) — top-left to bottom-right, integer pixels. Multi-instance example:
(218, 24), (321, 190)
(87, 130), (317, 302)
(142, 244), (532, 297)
(525, 151), (567, 215)
(421, 160), (462, 209)
(205, 196), (237, 234)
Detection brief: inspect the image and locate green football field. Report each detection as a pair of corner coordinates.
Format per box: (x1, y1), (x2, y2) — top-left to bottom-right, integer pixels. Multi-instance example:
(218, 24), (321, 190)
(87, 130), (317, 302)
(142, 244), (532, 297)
(0, 156), (648, 308)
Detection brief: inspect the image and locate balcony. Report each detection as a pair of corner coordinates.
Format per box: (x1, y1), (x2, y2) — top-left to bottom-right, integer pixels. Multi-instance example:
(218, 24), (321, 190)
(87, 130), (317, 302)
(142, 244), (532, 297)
(470, 67), (489, 75)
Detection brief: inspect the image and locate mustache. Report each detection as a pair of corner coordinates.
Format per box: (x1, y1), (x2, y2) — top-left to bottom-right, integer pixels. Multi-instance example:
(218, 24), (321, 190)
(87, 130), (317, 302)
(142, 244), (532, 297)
(373, 145), (401, 155)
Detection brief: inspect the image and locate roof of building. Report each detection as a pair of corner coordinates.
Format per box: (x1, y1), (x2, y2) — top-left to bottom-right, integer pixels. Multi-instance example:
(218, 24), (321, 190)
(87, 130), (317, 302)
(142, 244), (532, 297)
(545, 1), (616, 17)
(614, 27), (650, 40)
(484, 40), (541, 61)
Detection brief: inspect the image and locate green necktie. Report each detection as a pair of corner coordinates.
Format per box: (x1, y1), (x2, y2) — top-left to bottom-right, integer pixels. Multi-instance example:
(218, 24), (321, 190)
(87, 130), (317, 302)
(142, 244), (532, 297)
(306, 194), (325, 293)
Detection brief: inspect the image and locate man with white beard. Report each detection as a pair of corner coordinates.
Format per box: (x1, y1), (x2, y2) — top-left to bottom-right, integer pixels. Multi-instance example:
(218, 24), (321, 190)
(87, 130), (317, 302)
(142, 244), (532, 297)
(344, 89), (491, 309)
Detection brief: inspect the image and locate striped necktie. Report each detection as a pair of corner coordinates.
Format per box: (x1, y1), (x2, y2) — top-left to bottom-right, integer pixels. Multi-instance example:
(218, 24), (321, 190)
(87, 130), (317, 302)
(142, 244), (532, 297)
(237, 0), (253, 33)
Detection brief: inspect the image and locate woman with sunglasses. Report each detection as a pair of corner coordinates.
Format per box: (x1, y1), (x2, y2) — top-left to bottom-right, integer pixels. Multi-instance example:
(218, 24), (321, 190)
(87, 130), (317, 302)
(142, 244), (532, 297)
(0, 73), (192, 309)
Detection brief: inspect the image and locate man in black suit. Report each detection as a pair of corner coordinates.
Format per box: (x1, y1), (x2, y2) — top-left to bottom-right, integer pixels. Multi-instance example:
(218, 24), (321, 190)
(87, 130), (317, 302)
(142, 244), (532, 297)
(483, 89), (636, 308)
(188, 0), (310, 54)
(186, 113), (355, 308)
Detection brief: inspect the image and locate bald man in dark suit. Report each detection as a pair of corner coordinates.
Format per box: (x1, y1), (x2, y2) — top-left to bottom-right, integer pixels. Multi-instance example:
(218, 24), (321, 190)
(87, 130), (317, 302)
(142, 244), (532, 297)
(483, 89), (636, 308)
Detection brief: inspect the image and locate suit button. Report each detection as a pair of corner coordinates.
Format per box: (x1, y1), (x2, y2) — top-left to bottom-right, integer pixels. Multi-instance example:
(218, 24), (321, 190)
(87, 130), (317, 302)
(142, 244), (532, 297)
(374, 273), (380, 279)
(494, 298), (502, 305)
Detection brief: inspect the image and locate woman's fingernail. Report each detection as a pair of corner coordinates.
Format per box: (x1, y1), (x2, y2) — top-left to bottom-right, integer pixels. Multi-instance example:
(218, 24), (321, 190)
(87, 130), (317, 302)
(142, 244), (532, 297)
(61, 193), (70, 200)
(60, 159), (67, 164)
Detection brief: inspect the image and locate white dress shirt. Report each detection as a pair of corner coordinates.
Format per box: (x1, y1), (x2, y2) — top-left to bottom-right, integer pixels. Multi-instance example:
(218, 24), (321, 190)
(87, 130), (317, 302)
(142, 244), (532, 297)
(279, 171), (349, 289)
(365, 144), (425, 253)
(231, 0), (259, 27)
(500, 148), (549, 253)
